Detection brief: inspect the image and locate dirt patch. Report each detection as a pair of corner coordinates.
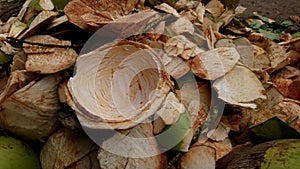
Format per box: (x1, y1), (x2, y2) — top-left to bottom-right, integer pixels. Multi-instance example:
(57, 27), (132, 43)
(240, 0), (300, 19)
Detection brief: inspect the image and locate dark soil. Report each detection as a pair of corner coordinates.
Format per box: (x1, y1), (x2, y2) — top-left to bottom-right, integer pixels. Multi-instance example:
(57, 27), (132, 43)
(240, 0), (300, 19)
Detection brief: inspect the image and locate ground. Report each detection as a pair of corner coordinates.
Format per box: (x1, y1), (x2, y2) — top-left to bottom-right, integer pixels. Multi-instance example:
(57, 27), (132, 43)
(240, 0), (300, 19)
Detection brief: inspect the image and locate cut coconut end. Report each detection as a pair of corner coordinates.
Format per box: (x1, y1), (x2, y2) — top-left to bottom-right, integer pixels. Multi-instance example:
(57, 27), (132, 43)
(68, 41), (172, 130)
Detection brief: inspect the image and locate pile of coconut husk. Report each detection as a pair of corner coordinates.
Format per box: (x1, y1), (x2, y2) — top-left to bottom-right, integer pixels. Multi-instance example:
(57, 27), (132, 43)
(0, 0), (299, 169)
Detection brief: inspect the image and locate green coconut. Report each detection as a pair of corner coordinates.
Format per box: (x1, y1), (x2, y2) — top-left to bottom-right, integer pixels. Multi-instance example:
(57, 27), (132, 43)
(261, 139), (300, 169)
(0, 136), (40, 169)
(217, 139), (300, 169)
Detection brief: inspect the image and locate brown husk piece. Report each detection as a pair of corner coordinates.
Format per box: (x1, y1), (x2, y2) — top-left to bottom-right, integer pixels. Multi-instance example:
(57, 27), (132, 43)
(23, 35), (78, 74)
(40, 128), (99, 169)
(1, 1), (300, 168)
(0, 74), (63, 140)
(0, 70), (36, 104)
(64, 0), (141, 33)
(179, 145), (216, 169)
(98, 123), (167, 169)
(194, 123), (232, 160)
(190, 47), (240, 80)
(271, 66), (300, 100)
(18, 10), (58, 39)
(213, 65), (266, 109)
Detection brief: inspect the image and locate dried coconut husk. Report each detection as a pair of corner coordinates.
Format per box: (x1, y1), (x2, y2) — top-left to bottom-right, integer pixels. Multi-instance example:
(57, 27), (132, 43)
(0, 70), (36, 104)
(224, 98), (300, 133)
(190, 47), (240, 80)
(68, 40), (172, 130)
(213, 65), (266, 109)
(40, 128), (99, 169)
(18, 10), (58, 39)
(271, 66), (300, 100)
(23, 35), (78, 74)
(0, 73), (63, 140)
(161, 54), (191, 79)
(64, 0), (142, 33)
(179, 145), (216, 169)
(98, 122), (167, 169)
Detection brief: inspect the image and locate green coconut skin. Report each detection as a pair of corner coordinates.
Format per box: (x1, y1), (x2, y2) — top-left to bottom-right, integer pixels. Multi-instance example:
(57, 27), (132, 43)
(0, 136), (40, 169)
(261, 139), (300, 169)
(156, 111), (193, 152)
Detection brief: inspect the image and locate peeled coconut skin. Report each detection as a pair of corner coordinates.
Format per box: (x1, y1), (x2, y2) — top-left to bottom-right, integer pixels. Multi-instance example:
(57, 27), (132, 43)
(0, 136), (40, 169)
